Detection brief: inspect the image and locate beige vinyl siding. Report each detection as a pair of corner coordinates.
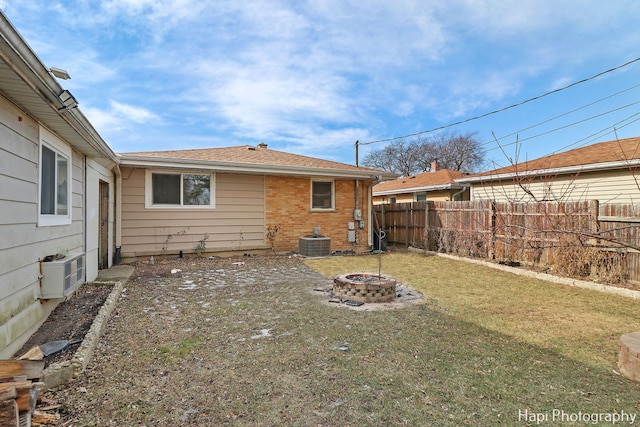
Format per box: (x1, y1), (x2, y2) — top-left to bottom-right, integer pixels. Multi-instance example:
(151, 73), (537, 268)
(471, 169), (640, 203)
(120, 167), (267, 257)
(373, 189), (466, 205)
(0, 99), (86, 357)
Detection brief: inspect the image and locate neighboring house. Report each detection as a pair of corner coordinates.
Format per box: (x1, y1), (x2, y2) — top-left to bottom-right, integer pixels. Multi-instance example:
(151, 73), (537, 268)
(457, 137), (640, 203)
(0, 14), (118, 357)
(117, 144), (396, 258)
(372, 161), (469, 205)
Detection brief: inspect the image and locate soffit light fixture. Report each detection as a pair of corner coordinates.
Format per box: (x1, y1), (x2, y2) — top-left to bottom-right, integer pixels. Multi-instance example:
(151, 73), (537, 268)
(49, 67), (71, 80)
(58, 89), (78, 110)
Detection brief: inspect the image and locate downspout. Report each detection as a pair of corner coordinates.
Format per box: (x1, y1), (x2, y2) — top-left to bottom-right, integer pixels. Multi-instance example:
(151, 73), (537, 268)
(113, 164), (122, 265)
(83, 155), (87, 272)
(452, 185), (469, 201)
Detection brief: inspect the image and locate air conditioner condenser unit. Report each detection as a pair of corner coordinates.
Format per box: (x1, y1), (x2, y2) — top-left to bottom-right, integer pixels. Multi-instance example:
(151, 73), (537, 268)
(40, 253), (86, 298)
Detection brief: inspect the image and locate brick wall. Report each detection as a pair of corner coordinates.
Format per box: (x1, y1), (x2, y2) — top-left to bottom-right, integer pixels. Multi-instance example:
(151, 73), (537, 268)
(265, 176), (371, 253)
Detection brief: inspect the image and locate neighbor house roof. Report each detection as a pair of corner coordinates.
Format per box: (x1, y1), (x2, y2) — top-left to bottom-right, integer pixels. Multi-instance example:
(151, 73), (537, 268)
(373, 169), (468, 196)
(118, 144), (398, 180)
(457, 137), (640, 183)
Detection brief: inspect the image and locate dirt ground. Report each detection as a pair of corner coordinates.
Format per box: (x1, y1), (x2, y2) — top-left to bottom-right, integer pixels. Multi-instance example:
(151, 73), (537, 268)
(15, 255), (421, 366)
(31, 255), (427, 425)
(14, 283), (114, 365)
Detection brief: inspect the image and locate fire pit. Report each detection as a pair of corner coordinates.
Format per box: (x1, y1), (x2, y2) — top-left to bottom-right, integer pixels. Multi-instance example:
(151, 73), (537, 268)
(333, 273), (397, 303)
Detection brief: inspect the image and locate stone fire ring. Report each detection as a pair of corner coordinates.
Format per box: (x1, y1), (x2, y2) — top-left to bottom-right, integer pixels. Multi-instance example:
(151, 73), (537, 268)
(333, 273), (397, 303)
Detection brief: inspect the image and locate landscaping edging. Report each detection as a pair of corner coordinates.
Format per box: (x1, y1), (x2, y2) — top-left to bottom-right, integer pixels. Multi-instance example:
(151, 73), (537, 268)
(407, 246), (640, 299)
(40, 268), (131, 389)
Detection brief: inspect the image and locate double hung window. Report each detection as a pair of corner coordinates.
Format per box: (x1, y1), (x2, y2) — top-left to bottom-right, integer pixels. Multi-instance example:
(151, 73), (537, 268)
(39, 128), (71, 226)
(146, 171), (214, 208)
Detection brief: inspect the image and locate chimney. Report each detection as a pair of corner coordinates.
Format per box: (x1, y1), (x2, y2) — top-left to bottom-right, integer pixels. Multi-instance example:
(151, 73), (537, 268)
(257, 142), (268, 149)
(430, 159), (438, 172)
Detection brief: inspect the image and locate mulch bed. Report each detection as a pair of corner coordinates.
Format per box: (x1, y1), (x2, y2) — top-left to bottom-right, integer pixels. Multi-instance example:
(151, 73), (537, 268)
(13, 283), (114, 366)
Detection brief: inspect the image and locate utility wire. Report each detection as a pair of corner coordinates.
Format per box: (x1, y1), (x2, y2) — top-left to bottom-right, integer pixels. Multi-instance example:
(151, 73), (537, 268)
(484, 100), (640, 151)
(485, 81), (640, 148)
(484, 110), (640, 160)
(359, 56), (640, 146)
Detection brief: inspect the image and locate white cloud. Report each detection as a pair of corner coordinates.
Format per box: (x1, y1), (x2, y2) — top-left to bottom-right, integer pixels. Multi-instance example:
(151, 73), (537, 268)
(110, 101), (160, 123)
(81, 101), (160, 138)
(7, 0), (640, 163)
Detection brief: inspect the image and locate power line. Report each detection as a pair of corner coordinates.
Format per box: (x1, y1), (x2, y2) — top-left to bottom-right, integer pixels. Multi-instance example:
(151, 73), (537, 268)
(484, 110), (640, 161)
(484, 100), (640, 152)
(359, 56), (640, 146)
(485, 81), (640, 148)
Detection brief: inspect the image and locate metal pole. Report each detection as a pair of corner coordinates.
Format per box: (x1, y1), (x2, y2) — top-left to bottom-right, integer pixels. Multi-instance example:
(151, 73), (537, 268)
(378, 230), (385, 278)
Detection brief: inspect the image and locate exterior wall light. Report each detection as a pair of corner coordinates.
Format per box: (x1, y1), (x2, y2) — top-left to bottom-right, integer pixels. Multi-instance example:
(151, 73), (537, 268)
(58, 89), (78, 110)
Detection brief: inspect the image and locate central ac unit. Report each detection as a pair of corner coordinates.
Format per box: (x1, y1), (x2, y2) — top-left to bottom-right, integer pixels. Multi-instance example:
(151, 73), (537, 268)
(41, 253), (85, 298)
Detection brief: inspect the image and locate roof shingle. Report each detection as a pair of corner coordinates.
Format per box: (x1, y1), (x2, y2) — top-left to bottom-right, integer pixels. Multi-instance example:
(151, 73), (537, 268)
(119, 144), (390, 175)
(374, 169), (467, 193)
(473, 136), (640, 177)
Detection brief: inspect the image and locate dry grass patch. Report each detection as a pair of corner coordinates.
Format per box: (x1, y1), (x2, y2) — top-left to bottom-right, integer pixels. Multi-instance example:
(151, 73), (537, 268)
(305, 252), (640, 370)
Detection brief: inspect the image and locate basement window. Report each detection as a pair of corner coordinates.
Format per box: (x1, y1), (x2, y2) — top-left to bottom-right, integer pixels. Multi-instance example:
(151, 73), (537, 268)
(146, 171), (215, 208)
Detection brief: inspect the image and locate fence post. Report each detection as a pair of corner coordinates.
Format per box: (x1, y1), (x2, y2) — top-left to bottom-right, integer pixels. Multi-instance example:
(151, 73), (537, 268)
(588, 199), (600, 278)
(405, 204), (410, 248)
(489, 200), (497, 260)
(424, 201), (430, 249)
(381, 204), (386, 230)
(589, 199), (600, 238)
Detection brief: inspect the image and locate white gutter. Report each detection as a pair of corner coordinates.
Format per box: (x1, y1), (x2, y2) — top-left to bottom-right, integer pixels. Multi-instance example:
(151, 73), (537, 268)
(373, 183), (467, 196)
(456, 159), (640, 184)
(0, 13), (118, 164)
(119, 156), (396, 180)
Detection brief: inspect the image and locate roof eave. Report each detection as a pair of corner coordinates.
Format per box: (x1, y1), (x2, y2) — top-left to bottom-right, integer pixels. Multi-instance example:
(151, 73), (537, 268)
(373, 183), (468, 196)
(456, 159), (640, 184)
(0, 13), (118, 163)
(119, 155), (397, 180)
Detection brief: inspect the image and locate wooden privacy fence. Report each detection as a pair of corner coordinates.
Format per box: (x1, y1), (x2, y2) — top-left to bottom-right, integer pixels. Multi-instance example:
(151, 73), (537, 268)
(373, 200), (640, 284)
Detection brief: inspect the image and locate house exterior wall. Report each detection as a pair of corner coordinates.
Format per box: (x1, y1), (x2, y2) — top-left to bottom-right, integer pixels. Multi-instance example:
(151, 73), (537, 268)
(373, 189), (469, 205)
(0, 97), (86, 357)
(470, 169), (640, 203)
(119, 167), (267, 258)
(265, 176), (371, 253)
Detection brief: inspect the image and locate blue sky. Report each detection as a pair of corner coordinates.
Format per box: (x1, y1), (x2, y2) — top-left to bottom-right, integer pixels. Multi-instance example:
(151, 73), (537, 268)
(4, 1), (640, 170)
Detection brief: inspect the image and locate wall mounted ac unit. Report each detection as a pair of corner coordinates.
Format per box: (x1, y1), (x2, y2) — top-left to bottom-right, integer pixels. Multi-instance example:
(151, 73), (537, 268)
(41, 253), (85, 298)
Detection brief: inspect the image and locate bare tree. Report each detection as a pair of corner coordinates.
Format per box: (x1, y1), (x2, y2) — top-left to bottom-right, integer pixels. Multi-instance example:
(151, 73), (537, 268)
(362, 138), (420, 176)
(362, 131), (485, 176)
(442, 131), (485, 171)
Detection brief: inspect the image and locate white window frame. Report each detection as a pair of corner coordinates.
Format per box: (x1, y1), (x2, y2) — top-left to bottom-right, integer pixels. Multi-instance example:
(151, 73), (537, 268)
(145, 170), (216, 209)
(38, 127), (72, 226)
(310, 179), (335, 211)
